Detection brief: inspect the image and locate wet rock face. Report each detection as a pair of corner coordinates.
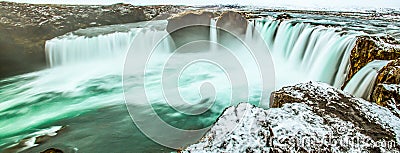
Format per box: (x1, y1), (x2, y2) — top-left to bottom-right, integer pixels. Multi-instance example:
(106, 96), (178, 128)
(184, 82), (400, 152)
(276, 13), (292, 20)
(374, 58), (400, 86)
(372, 84), (400, 114)
(372, 58), (400, 114)
(0, 2), (184, 78)
(166, 11), (247, 51)
(167, 11), (214, 33)
(343, 35), (400, 89)
(216, 11), (247, 36)
(166, 11), (215, 49)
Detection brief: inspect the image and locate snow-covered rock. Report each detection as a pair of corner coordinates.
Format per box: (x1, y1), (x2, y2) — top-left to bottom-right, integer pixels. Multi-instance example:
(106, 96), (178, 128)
(372, 58), (400, 116)
(183, 82), (400, 152)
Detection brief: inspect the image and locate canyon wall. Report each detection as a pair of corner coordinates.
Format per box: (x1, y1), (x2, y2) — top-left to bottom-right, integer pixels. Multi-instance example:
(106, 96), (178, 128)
(0, 2), (183, 78)
(372, 58), (400, 114)
(344, 36), (400, 88)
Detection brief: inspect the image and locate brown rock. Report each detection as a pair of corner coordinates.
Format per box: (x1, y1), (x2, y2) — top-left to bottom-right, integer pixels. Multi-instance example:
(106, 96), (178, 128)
(343, 35), (400, 89)
(371, 58), (400, 115)
(374, 58), (400, 85)
(166, 11), (215, 49)
(372, 84), (400, 107)
(167, 10), (214, 33)
(272, 82), (395, 142)
(216, 11), (247, 37)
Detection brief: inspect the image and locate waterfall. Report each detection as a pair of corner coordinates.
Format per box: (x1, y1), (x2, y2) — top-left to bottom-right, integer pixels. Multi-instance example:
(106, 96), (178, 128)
(254, 19), (357, 88)
(7, 18), (379, 152)
(245, 20), (254, 42)
(45, 19), (363, 97)
(344, 60), (389, 100)
(210, 18), (217, 43)
(210, 18), (218, 51)
(45, 29), (138, 67)
(44, 19), (360, 92)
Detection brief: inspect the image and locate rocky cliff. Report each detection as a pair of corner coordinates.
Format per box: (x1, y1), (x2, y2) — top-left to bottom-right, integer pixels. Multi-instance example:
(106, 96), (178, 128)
(343, 35), (400, 89)
(371, 58), (400, 116)
(166, 11), (250, 51)
(340, 35), (400, 113)
(166, 11), (215, 49)
(184, 82), (400, 152)
(0, 2), (184, 78)
(216, 11), (248, 36)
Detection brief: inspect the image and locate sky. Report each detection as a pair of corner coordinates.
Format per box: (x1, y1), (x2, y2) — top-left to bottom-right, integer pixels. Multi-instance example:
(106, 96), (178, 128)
(3, 0), (400, 11)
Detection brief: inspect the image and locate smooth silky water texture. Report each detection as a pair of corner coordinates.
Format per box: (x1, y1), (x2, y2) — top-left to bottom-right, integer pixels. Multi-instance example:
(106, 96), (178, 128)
(0, 19), (366, 152)
(344, 60), (390, 100)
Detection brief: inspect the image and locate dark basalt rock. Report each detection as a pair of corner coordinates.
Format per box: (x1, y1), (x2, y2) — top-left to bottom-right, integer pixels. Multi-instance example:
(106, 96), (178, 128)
(167, 11), (215, 33)
(166, 11), (215, 49)
(41, 148), (63, 153)
(343, 35), (400, 89)
(165, 11), (249, 52)
(276, 13), (292, 20)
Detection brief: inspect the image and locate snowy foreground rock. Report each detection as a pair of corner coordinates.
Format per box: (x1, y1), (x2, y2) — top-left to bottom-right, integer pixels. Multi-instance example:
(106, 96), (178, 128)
(183, 82), (400, 152)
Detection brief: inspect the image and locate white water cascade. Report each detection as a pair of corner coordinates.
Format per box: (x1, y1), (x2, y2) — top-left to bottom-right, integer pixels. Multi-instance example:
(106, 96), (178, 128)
(45, 19), (369, 100)
(344, 60), (389, 100)
(6, 18), (384, 152)
(45, 29), (139, 67)
(254, 19), (357, 88)
(210, 18), (217, 48)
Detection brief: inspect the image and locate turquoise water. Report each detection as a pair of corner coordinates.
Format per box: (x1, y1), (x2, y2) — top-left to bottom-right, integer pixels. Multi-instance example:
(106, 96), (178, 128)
(0, 18), (359, 152)
(0, 37), (265, 153)
(0, 63), (258, 152)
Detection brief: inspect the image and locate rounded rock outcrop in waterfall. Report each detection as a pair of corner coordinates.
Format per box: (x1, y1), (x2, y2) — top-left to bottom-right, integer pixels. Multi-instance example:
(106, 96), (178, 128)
(216, 11), (248, 37)
(276, 13), (292, 20)
(166, 11), (215, 49)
